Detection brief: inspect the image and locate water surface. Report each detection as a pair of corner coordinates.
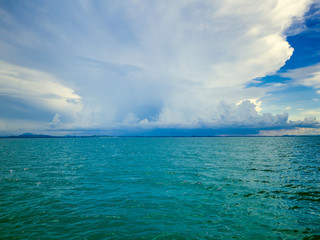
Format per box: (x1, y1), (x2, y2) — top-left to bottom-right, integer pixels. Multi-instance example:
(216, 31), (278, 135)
(0, 137), (319, 239)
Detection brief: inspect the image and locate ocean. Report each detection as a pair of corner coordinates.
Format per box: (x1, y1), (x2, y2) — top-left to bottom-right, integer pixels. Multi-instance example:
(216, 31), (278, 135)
(0, 137), (319, 239)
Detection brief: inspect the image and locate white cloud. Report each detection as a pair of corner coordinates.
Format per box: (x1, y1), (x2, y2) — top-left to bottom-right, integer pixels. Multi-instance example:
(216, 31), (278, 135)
(110, 0), (310, 129)
(0, 61), (82, 131)
(50, 113), (62, 128)
(214, 100), (289, 128)
(281, 63), (320, 91)
(0, 0), (314, 133)
(106, 0), (310, 126)
(289, 108), (320, 123)
(122, 0), (300, 88)
(260, 127), (320, 136)
(125, 100), (290, 130)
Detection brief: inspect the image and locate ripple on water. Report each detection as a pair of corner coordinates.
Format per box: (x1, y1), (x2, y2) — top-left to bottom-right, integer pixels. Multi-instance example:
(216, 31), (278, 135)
(0, 137), (320, 239)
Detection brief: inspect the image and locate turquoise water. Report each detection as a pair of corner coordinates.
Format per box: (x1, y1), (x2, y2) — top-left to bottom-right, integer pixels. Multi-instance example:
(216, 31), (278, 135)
(0, 137), (319, 239)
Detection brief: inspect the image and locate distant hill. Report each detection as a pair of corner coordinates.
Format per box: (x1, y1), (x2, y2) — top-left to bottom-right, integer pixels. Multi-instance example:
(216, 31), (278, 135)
(0, 133), (56, 138)
(0, 133), (111, 138)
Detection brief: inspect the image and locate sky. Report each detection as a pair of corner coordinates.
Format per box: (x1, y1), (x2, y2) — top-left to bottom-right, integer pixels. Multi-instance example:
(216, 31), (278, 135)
(0, 0), (320, 136)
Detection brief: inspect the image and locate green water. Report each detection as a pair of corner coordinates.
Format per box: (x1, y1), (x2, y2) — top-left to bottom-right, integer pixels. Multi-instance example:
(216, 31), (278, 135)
(0, 137), (319, 239)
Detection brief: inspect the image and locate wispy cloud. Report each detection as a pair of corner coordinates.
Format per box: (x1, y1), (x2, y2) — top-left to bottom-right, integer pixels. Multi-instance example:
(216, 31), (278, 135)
(281, 63), (320, 91)
(0, 61), (82, 132)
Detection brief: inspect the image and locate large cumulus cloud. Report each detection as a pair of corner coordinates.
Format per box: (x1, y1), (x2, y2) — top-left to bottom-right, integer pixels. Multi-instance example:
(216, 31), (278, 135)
(0, 0), (315, 135)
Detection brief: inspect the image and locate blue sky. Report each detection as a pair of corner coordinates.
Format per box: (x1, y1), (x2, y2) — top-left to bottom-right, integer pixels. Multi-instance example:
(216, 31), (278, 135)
(0, 0), (319, 136)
